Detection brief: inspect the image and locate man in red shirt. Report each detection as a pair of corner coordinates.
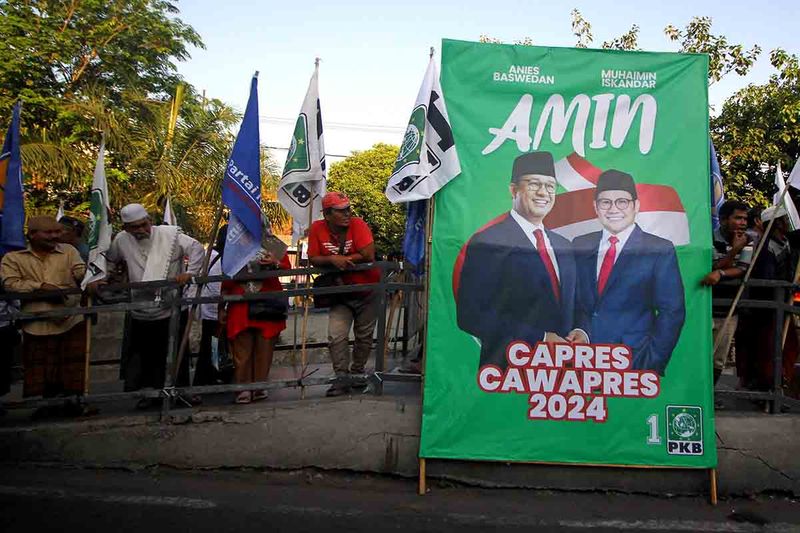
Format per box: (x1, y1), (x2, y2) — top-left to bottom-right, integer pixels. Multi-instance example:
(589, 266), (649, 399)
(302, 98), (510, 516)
(308, 192), (379, 396)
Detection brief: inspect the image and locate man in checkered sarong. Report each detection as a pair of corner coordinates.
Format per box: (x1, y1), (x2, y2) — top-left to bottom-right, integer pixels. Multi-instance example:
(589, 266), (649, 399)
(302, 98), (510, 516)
(0, 216), (88, 412)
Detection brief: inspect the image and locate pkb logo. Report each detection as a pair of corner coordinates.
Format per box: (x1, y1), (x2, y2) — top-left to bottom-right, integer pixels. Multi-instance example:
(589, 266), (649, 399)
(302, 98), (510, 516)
(666, 405), (703, 456)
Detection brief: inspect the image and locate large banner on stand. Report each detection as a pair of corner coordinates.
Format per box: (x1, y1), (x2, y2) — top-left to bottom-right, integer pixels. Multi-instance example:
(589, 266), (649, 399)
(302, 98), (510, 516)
(420, 39), (715, 467)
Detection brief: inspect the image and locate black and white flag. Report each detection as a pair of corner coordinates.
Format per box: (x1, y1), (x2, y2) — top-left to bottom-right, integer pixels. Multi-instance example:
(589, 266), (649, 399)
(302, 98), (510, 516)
(385, 57), (461, 203)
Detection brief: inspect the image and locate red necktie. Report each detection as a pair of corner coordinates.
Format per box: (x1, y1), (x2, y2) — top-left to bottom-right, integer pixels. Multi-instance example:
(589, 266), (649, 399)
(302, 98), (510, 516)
(533, 229), (559, 301)
(597, 235), (619, 295)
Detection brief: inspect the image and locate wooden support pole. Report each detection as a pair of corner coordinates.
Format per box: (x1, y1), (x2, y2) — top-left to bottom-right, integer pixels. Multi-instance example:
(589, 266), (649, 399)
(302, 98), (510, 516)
(82, 297), (93, 396)
(299, 196), (315, 399)
(383, 292), (400, 372)
(709, 468), (718, 505)
(173, 201), (225, 384)
(299, 275), (311, 400)
(418, 458), (427, 496)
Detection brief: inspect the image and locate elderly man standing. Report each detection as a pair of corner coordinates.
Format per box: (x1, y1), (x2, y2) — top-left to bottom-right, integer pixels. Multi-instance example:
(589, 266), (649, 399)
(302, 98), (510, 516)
(94, 204), (203, 407)
(0, 216), (86, 403)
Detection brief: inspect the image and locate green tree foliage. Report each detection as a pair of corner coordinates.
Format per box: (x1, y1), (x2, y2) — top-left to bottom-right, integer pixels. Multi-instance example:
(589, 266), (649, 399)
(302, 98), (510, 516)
(571, 9), (639, 50)
(261, 146), (291, 233)
(664, 17), (761, 85)
(327, 144), (405, 255)
(0, 0), (247, 238)
(0, 0), (201, 124)
(711, 49), (800, 206)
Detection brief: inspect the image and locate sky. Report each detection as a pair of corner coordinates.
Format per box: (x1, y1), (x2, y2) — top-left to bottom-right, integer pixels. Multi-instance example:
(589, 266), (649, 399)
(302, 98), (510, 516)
(174, 0), (799, 166)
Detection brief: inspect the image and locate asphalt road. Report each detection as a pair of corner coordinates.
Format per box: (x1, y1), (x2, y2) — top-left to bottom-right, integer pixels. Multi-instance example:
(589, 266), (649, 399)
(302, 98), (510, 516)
(0, 465), (797, 533)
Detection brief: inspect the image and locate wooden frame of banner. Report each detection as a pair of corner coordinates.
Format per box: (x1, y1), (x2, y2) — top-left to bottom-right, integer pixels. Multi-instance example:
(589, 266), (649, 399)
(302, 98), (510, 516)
(414, 197), (718, 505)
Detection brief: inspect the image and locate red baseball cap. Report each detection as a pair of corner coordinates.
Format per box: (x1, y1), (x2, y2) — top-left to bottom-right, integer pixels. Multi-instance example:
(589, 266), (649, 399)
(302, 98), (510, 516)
(322, 191), (351, 210)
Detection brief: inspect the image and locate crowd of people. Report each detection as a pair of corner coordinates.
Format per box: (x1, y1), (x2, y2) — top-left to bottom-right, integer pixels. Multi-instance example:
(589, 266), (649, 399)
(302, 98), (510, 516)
(0, 191), (382, 416)
(702, 199), (799, 395)
(2, 187), (797, 418)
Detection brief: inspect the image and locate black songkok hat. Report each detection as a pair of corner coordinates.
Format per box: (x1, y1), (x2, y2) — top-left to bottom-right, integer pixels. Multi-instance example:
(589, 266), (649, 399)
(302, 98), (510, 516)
(59, 215), (85, 234)
(595, 169), (638, 200)
(511, 151), (556, 183)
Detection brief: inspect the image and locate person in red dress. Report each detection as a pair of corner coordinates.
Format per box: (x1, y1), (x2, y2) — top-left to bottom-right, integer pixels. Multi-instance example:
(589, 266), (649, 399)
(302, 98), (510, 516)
(219, 248), (291, 404)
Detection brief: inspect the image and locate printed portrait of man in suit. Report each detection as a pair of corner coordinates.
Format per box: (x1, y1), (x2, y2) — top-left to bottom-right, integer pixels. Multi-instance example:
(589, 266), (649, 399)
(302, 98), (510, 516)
(572, 169), (686, 375)
(454, 151), (587, 368)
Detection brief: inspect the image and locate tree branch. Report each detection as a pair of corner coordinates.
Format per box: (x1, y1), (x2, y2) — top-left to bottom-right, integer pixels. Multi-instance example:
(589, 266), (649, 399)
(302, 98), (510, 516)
(68, 21), (129, 89)
(60, 0), (79, 33)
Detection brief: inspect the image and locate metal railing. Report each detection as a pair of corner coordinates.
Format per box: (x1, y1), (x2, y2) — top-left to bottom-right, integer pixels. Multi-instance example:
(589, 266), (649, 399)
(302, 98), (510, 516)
(3, 269), (797, 417)
(0, 261), (424, 418)
(713, 278), (800, 414)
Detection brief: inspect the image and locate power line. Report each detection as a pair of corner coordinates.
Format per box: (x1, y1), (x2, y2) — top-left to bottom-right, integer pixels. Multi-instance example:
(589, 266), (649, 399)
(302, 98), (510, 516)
(264, 145), (350, 159)
(260, 115), (405, 133)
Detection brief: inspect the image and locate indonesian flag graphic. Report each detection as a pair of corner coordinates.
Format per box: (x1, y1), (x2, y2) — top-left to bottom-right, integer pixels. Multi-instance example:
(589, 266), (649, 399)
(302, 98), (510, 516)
(547, 153), (690, 246)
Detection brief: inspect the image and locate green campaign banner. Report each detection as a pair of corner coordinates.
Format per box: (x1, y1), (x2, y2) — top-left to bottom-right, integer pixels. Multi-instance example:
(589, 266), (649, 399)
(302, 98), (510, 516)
(419, 39), (715, 467)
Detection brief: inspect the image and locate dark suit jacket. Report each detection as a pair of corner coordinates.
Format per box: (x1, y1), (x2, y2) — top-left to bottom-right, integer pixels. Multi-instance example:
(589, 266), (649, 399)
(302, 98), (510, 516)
(572, 224), (685, 375)
(455, 213), (576, 368)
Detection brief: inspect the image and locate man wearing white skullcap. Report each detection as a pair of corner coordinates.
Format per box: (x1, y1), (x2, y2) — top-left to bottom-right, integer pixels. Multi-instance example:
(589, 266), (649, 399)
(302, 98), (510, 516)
(94, 203), (204, 406)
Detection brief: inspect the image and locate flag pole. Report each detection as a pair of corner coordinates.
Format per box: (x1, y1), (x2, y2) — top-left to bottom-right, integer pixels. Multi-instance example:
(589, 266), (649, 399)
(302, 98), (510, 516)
(299, 175), (316, 399)
(418, 194), (434, 497)
(298, 58), (321, 398)
(418, 46), (436, 485)
(420, 46), (435, 374)
(83, 297), (93, 397)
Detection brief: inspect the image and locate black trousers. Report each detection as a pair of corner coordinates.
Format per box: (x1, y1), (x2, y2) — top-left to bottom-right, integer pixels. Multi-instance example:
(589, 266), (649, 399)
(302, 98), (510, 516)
(194, 319), (223, 386)
(0, 324), (20, 395)
(124, 312), (190, 391)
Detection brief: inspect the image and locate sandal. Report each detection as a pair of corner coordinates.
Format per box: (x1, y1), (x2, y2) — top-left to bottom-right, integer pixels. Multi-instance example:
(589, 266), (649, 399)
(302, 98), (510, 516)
(252, 390), (269, 402)
(235, 391), (252, 404)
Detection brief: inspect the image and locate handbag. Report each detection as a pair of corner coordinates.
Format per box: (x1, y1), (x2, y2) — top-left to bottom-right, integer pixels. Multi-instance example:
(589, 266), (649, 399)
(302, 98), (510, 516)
(247, 293), (289, 321)
(312, 272), (344, 309)
(312, 239), (347, 309)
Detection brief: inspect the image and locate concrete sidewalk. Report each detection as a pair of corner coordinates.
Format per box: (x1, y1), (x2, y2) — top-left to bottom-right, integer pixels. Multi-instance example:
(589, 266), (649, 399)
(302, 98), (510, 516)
(1, 391), (797, 498)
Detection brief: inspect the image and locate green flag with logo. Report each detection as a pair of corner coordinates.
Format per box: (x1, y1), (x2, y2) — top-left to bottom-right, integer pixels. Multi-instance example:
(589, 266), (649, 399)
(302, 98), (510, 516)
(278, 64), (326, 243)
(82, 138), (111, 289)
(420, 39), (715, 467)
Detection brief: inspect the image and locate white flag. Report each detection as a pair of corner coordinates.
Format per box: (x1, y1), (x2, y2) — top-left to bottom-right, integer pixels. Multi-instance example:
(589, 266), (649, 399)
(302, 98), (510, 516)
(56, 201), (64, 221)
(278, 64), (326, 243)
(163, 197), (175, 225)
(81, 138), (112, 289)
(787, 156), (800, 190)
(385, 57), (461, 203)
(774, 162), (800, 231)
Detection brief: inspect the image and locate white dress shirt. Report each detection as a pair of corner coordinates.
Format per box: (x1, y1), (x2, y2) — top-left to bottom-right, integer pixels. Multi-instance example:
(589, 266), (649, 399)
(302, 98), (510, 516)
(595, 223), (636, 278)
(509, 209), (560, 279)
